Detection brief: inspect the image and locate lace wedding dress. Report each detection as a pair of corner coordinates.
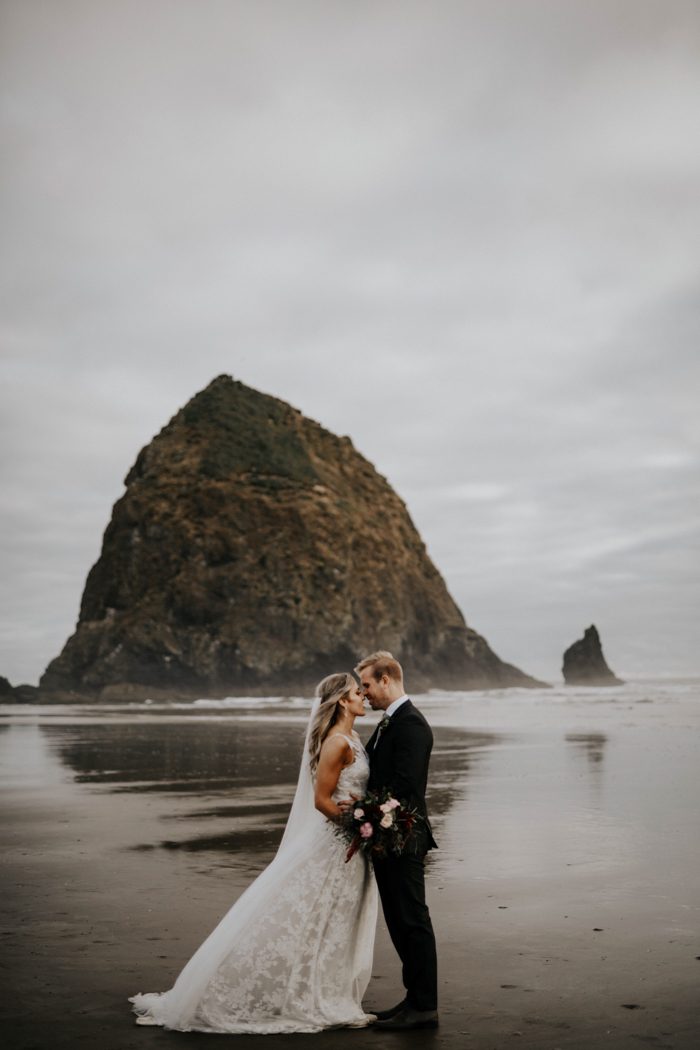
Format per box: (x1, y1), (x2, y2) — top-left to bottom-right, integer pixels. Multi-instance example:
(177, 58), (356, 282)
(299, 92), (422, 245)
(129, 726), (378, 1034)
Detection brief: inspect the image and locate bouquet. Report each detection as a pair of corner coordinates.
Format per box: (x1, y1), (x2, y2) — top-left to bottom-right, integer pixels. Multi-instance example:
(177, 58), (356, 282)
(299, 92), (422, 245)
(335, 789), (423, 862)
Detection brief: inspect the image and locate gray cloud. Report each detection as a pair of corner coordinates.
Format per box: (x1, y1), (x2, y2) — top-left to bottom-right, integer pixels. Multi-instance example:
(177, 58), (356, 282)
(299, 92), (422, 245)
(1, 0), (699, 683)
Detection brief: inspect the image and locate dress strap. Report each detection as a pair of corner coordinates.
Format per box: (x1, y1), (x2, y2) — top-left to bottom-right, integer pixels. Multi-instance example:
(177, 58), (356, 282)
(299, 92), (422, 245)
(335, 732), (358, 749)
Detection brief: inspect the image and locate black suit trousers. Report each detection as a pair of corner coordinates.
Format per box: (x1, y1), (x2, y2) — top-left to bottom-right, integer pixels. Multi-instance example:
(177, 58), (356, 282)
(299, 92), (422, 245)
(373, 852), (438, 1011)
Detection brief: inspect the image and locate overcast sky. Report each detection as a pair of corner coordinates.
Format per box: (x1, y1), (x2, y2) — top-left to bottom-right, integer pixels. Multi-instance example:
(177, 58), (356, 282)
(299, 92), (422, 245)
(2, 0), (699, 686)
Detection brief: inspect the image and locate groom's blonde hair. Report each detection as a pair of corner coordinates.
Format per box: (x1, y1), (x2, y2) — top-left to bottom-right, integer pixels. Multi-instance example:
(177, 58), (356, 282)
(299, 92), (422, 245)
(354, 650), (403, 683)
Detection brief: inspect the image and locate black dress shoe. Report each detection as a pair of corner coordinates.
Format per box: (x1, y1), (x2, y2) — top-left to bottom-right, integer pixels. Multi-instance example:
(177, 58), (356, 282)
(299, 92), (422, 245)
(373, 1006), (439, 1030)
(373, 998), (407, 1021)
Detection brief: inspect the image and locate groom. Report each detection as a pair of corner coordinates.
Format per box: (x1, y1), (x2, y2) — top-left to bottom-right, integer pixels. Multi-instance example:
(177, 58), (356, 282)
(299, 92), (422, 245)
(355, 650), (438, 1030)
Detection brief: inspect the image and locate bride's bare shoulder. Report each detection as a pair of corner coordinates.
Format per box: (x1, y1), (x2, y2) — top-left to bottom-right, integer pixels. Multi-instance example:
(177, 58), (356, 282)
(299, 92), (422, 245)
(321, 732), (354, 763)
(323, 731), (352, 749)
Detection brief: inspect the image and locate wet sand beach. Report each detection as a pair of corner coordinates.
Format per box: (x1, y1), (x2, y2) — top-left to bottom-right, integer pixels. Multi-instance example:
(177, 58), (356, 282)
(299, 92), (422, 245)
(1, 683), (699, 1049)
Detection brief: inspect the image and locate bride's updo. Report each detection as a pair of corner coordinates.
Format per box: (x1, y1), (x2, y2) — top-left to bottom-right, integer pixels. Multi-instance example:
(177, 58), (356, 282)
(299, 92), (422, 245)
(308, 672), (356, 774)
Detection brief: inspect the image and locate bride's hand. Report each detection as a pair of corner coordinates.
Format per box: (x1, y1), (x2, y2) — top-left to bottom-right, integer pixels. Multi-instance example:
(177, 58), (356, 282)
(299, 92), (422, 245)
(337, 794), (360, 813)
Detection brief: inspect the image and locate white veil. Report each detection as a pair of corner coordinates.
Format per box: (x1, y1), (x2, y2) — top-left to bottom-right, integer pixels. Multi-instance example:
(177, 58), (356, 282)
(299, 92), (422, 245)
(278, 695), (324, 850)
(130, 697), (327, 1030)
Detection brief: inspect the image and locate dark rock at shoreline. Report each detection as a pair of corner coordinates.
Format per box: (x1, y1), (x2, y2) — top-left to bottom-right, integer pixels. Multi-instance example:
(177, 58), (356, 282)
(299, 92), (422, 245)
(40, 375), (546, 700)
(0, 676), (41, 703)
(562, 625), (623, 686)
(13, 684), (41, 702)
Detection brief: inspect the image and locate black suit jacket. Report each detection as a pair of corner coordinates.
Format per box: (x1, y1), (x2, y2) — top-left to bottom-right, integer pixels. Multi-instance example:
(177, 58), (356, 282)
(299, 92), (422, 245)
(365, 700), (437, 853)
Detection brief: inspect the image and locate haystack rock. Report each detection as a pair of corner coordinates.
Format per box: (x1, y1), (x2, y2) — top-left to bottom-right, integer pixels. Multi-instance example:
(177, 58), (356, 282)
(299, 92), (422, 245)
(562, 625), (623, 686)
(41, 375), (545, 700)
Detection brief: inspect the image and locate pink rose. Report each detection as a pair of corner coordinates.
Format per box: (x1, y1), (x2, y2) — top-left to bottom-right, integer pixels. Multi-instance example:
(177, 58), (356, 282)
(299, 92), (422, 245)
(379, 803), (391, 814)
(388, 798), (400, 809)
(359, 822), (374, 839)
(353, 808), (365, 819)
(380, 813), (393, 829)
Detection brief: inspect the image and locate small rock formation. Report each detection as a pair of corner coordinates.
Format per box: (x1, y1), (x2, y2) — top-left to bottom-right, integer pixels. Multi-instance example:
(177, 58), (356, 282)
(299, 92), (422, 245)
(0, 676), (40, 703)
(41, 375), (546, 699)
(562, 625), (623, 686)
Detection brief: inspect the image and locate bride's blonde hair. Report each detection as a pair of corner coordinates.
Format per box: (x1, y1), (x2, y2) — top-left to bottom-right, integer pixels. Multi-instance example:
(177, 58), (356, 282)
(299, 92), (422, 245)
(308, 672), (356, 774)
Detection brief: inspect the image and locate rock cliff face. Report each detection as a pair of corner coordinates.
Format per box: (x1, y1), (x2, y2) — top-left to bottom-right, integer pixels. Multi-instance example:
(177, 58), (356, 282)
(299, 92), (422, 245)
(41, 375), (544, 699)
(562, 625), (623, 686)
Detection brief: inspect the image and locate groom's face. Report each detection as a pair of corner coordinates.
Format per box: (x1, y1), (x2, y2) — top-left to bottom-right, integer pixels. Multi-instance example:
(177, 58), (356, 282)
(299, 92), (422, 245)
(359, 667), (392, 711)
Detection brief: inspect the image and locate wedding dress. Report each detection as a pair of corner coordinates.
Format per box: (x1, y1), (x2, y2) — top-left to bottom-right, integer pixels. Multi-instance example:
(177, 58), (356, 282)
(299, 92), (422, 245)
(129, 717), (378, 1034)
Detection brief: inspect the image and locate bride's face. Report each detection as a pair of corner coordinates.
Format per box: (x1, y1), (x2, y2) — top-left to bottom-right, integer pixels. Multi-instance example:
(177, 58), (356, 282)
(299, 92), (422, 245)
(342, 684), (367, 718)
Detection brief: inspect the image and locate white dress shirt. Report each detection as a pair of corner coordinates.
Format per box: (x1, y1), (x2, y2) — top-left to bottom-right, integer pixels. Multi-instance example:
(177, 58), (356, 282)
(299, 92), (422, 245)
(385, 694), (410, 719)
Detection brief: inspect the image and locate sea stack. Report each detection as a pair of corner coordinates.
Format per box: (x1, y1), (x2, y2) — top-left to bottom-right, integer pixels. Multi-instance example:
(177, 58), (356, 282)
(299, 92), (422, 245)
(41, 375), (544, 700)
(562, 625), (623, 686)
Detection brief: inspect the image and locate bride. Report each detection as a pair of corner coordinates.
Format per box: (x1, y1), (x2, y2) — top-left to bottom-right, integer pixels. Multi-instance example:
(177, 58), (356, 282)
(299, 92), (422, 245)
(129, 673), (378, 1034)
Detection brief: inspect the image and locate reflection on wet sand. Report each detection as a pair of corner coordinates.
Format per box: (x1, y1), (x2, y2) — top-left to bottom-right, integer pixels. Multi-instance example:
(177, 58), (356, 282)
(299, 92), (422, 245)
(426, 732), (496, 823)
(43, 718), (497, 861)
(134, 825), (289, 854)
(43, 720), (305, 792)
(565, 731), (607, 767)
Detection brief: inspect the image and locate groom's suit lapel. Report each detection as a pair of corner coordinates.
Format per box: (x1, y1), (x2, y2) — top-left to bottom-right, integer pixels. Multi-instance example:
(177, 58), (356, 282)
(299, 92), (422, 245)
(367, 700), (413, 758)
